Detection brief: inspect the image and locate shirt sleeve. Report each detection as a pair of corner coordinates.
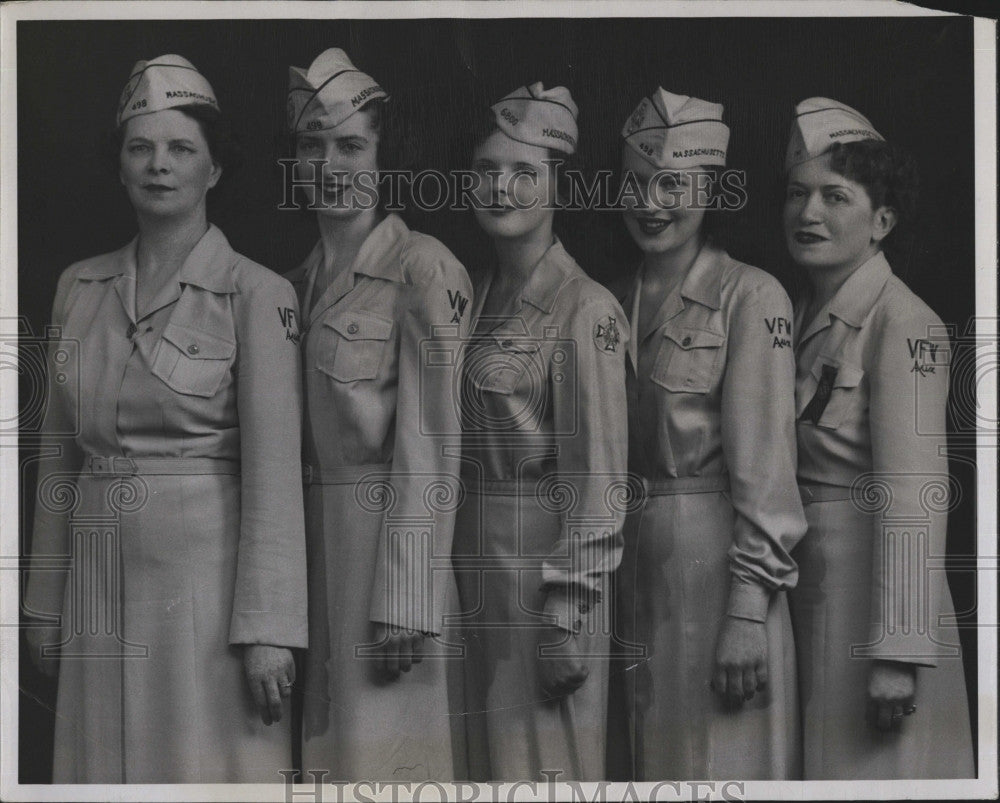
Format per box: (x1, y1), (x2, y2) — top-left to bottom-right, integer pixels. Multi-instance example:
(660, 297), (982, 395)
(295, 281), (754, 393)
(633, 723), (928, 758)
(865, 302), (950, 667)
(720, 279), (807, 622)
(367, 252), (473, 635)
(25, 268), (85, 623)
(228, 273), (309, 648)
(542, 293), (630, 633)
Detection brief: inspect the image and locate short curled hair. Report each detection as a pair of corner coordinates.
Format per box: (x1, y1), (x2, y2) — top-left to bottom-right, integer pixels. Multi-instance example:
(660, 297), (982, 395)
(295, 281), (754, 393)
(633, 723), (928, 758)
(827, 138), (919, 241)
(104, 103), (243, 182)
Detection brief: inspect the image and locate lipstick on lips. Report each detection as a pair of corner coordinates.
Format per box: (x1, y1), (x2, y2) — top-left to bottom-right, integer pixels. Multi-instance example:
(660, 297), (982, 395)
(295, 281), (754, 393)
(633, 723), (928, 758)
(633, 215), (672, 236)
(793, 230), (827, 245)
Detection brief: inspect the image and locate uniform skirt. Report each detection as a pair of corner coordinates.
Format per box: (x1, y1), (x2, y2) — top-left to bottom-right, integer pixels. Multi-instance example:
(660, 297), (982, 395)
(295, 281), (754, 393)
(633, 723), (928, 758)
(452, 485), (610, 782)
(790, 496), (974, 779)
(615, 483), (801, 781)
(52, 471), (290, 783)
(301, 471), (456, 781)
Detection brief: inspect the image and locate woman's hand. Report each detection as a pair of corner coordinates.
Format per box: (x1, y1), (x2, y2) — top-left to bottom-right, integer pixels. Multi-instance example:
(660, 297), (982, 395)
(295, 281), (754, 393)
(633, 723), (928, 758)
(537, 626), (590, 698)
(712, 616), (768, 709)
(373, 622), (425, 680)
(868, 659), (917, 732)
(24, 625), (60, 678)
(243, 644), (295, 726)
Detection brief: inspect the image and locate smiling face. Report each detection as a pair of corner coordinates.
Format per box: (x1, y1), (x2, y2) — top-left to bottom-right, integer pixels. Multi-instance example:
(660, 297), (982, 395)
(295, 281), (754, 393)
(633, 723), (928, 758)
(471, 128), (559, 241)
(119, 109), (220, 219)
(620, 146), (708, 258)
(294, 109), (379, 217)
(783, 151), (896, 275)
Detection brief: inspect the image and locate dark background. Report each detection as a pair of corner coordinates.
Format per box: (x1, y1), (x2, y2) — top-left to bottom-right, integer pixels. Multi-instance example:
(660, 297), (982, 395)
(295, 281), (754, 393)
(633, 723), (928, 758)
(17, 16), (979, 782)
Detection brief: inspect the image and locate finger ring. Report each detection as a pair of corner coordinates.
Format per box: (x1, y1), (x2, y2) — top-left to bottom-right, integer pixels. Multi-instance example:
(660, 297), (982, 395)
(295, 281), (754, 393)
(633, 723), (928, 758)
(904, 704), (917, 715)
(279, 682), (293, 688)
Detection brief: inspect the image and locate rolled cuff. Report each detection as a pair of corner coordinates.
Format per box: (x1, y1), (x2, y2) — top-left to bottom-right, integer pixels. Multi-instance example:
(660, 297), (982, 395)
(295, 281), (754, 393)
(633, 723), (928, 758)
(542, 586), (595, 634)
(726, 577), (771, 623)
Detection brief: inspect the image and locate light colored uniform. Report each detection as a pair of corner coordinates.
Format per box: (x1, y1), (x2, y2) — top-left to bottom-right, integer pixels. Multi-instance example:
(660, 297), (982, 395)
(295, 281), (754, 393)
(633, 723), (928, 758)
(288, 213), (472, 781)
(791, 251), (974, 778)
(25, 225), (308, 783)
(453, 238), (629, 781)
(616, 239), (805, 780)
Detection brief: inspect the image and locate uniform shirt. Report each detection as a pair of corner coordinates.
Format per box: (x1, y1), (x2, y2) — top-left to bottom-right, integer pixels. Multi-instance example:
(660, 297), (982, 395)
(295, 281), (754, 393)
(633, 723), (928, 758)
(622, 239), (806, 622)
(287, 213), (473, 634)
(26, 224), (308, 648)
(795, 251), (950, 665)
(461, 238), (629, 630)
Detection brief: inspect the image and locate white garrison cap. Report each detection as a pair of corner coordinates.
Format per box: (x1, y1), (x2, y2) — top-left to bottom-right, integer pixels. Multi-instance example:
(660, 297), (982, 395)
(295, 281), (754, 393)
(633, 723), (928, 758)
(785, 97), (884, 170)
(117, 54), (218, 127)
(287, 48), (388, 134)
(622, 88), (729, 169)
(491, 82), (579, 155)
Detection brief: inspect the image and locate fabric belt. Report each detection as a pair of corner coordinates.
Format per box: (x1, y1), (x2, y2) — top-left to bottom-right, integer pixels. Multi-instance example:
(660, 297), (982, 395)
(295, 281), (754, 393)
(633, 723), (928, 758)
(302, 462), (392, 486)
(83, 455), (240, 476)
(799, 483), (854, 503)
(461, 475), (730, 498)
(642, 475), (730, 496)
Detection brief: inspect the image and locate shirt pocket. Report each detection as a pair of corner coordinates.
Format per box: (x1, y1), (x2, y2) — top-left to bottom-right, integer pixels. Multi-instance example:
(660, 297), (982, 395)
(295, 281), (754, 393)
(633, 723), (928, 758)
(316, 310), (394, 383)
(650, 323), (726, 393)
(151, 322), (236, 398)
(810, 359), (865, 430)
(468, 336), (541, 396)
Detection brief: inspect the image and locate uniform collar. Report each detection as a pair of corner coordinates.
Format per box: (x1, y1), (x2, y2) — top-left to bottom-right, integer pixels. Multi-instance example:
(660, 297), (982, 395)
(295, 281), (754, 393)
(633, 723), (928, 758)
(75, 224), (237, 294)
(678, 238), (724, 311)
(826, 251), (892, 327)
(297, 213), (410, 326)
(630, 237), (723, 346)
(352, 213), (409, 284)
(519, 237), (578, 313)
(799, 251), (892, 344)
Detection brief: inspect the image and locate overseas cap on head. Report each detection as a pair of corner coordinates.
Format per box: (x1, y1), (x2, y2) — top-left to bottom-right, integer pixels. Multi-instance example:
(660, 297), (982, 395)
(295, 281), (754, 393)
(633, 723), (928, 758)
(117, 54), (218, 127)
(785, 97), (884, 170)
(621, 88), (729, 170)
(490, 82), (579, 155)
(287, 48), (388, 134)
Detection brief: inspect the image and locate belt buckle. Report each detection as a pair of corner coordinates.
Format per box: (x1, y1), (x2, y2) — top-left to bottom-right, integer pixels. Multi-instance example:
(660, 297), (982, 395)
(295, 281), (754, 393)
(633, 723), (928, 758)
(302, 465), (313, 485)
(112, 457), (138, 475)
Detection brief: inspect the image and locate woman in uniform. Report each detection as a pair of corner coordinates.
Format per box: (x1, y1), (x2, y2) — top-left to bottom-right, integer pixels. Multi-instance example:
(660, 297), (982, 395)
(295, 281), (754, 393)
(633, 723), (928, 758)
(285, 48), (472, 781)
(23, 55), (307, 783)
(452, 83), (629, 781)
(614, 88), (806, 780)
(784, 97), (975, 779)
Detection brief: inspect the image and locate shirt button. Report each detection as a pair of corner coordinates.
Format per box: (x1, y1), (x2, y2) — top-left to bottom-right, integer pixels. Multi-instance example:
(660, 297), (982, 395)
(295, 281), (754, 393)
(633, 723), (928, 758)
(682, 336), (692, 346)
(347, 323), (359, 334)
(187, 344), (200, 355)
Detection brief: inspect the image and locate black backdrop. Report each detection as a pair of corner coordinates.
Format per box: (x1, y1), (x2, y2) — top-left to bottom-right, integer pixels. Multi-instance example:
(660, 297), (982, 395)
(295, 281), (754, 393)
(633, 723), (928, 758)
(17, 16), (978, 782)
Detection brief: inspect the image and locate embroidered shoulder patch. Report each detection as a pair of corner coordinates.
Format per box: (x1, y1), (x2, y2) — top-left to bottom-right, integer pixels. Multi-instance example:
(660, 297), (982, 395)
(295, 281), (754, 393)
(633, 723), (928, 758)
(594, 315), (621, 354)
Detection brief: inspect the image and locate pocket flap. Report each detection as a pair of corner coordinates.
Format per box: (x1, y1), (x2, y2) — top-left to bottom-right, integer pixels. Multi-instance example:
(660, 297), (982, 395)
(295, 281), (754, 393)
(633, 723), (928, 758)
(327, 311), (394, 341)
(491, 336), (540, 354)
(662, 323), (725, 351)
(161, 322), (235, 360)
(810, 358), (864, 388)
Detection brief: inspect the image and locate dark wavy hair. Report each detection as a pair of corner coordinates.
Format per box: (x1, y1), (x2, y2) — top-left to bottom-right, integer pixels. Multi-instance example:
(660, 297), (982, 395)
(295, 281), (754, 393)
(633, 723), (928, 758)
(104, 103), (243, 183)
(283, 97), (410, 212)
(826, 138), (919, 247)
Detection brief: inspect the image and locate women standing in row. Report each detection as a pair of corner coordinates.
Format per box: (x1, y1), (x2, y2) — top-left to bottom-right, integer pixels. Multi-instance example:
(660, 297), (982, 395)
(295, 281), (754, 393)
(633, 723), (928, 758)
(24, 55), (307, 782)
(453, 84), (629, 781)
(286, 48), (472, 781)
(784, 98), (975, 779)
(614, 89), (806, 780)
